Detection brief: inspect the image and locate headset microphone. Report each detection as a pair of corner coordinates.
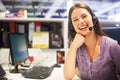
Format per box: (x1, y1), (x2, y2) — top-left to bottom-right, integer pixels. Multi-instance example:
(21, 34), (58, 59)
(89, 16), (97, 31)
(89, 27), (92, 31)
(79, 16), (97, 31)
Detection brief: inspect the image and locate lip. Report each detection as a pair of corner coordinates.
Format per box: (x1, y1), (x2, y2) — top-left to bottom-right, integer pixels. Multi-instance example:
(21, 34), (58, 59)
(79, 26), (88, 30)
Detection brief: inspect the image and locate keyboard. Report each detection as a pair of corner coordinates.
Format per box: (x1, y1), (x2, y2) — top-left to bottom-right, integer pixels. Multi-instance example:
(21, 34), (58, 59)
(0, 77), (8, 80)
(22, 66), (54, 79)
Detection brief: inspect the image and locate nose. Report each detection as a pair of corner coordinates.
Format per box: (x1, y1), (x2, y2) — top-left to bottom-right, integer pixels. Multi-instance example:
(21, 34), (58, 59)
(78, 18), (85, 25)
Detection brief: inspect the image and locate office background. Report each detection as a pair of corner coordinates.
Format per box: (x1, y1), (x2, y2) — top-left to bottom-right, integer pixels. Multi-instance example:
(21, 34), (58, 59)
(0, 0), (120, 21)
(0, 0), (120, 80)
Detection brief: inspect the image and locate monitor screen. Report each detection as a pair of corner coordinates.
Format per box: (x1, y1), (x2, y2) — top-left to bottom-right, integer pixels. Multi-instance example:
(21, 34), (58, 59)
(103, 28), (120, 45)
(101, 21), (120, 45)
(8, 33), (29, 73)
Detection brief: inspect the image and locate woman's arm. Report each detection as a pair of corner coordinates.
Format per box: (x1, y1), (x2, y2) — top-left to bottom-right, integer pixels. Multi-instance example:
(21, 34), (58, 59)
(64, 46), (78, 80)
(64, 34), (84, 80)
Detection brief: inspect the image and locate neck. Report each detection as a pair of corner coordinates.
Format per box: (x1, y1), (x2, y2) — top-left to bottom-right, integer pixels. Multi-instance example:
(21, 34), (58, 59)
(84, 32), (101, 62)
(84, 32), (97, 47)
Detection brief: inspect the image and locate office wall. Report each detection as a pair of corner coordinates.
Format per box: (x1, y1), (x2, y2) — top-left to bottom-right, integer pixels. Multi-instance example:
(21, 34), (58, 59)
(0, 48), (57, 67)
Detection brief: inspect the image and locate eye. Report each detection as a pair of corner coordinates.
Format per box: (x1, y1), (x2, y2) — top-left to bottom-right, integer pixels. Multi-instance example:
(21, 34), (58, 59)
(82, 15), (87, 19)
(72, 18), (78, 22)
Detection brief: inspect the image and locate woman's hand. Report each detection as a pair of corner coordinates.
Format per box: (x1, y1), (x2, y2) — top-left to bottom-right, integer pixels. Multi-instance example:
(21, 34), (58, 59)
(70, 33), (85, 49)
(64, 33), (84, 80)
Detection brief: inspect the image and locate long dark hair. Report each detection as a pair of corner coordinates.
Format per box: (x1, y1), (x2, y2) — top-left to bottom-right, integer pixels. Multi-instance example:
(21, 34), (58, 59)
(68, 3), (106, 40)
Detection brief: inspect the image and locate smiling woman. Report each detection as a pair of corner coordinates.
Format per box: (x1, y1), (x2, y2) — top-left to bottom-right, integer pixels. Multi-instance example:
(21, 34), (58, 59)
(64, 3), (120, 80)
(71, 7), (93, 35)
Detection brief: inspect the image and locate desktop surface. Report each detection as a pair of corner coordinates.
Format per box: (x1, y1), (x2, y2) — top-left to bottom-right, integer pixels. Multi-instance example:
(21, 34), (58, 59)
(5, 64), (64, 80)
(4, 64), (80, 80)
(0, 48), (80, 80)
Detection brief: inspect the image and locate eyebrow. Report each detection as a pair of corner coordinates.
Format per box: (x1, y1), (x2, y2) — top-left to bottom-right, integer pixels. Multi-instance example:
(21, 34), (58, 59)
(71, 12), (87, 19)
(71, 16), (77, 20)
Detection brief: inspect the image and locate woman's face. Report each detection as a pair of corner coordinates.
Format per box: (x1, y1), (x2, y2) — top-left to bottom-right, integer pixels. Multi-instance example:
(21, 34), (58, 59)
(71, 8), (93, 36)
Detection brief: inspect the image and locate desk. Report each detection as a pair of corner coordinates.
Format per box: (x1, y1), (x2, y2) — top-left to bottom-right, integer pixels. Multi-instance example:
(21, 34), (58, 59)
(4, 64), (80, 80)
(0, 49), (80, 80)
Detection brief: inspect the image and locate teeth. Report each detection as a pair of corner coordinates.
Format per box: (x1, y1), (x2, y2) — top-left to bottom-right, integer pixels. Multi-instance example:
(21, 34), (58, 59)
(79, 26), (87, 30)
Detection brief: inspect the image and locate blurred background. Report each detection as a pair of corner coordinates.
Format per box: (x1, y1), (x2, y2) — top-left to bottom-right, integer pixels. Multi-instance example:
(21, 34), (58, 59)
(0, 1), (120, 79)
(0, 0), (120, 21)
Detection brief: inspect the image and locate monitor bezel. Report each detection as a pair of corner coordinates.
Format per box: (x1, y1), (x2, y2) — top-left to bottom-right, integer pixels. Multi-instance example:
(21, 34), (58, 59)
(8, 33), (29, 66)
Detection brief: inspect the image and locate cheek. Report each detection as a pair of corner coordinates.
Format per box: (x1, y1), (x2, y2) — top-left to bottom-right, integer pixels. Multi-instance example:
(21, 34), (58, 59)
(72, 23), (79, 32)
(87, 17), (93, 26)
(73, 25), (79, 32)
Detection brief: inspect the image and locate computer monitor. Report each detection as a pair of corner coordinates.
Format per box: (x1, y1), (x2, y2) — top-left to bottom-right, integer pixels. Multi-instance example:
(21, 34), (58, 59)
(8, 33), (29, 73)
(101, 21), (120, 45)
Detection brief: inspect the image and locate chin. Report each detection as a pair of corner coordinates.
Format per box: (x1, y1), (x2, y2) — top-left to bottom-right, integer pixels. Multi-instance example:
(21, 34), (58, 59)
(82, 31), (91, 37)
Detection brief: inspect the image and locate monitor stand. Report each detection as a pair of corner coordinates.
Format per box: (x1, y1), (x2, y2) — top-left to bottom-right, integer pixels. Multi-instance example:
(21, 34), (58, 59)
(9, 64), (25, 73)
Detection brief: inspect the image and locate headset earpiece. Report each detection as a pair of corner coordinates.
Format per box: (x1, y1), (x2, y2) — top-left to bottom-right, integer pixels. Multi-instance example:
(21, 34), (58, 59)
(92, 15), (97, 28)
(93, 16), (97, 20)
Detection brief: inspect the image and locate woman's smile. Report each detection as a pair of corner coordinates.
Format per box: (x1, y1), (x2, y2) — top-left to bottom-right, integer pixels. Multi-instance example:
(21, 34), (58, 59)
(79, 26), (88, 30)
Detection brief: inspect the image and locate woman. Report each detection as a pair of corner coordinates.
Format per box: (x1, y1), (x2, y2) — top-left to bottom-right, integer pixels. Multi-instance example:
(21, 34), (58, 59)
(64, 3), (120, 80)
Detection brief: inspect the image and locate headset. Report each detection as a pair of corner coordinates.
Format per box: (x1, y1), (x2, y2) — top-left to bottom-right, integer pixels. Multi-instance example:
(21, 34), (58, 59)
(89, 13), (98, 31)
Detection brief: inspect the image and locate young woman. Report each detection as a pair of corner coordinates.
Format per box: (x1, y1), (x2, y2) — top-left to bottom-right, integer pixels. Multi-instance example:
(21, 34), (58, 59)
(64, 3), (120, 80)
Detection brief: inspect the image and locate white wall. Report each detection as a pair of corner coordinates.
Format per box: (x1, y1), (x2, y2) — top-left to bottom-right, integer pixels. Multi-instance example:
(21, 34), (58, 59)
(0, 48), (58, 67)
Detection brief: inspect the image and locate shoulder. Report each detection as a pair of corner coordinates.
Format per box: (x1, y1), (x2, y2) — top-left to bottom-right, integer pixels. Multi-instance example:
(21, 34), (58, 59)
(102, 36), (119, 47)
(103, 36), (120, 54)
(102, 36), (120, 58)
